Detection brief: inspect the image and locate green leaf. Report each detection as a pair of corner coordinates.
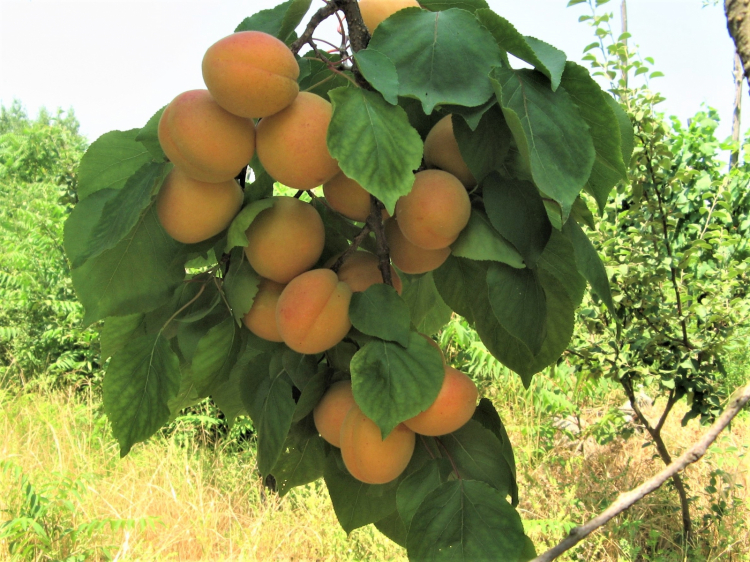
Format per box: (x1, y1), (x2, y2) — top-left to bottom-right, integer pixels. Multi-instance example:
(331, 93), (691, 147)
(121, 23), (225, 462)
(349, 284), (411, 346)
(77, 129), (153, 199)
(406, 480), (527, 561)
(472, 398), (517, 505)
(272, 417), (326, 496)
(245, 154), (275, 203)
(225, 197), (274, 252)
(235, 0), (312, 43)
(355, 50), (399, 105)
(537, 229), (586, 307)
(369, 8), (503, 114)
(560, 62), (628, 213)
(223, 248), (260, 324)
(564, 219), (615, 315)
(451, 209), (524, 268)
(374, 511), (408, 547)
(70, 206), (186, 325)
(490, 67), (595, 217)
(350, 333), (444, 436)
(135, 106), (166, 161)
(454, 105), (512, 183)
(571, 195), (596, 230)
(445, 98), (497, 131)
(297, 51), (352, 100)
(399, 272), (452, 336)
(282, 350), (319, 389)
(483, 174), (552, 268)
(327, 86), (423, 215)
(396, 458), (453, 530)
(100, 314), (145, 360)
(103, 334), (181, 457)
(419, 0), (489, 12)
(292, 369), (327, 422)
(611, 96), (634, 167)
(190, 316), (239, 396)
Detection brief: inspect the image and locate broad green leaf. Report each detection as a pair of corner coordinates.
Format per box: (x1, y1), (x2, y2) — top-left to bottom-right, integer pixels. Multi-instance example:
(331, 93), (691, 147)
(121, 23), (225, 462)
(168, 371), (203, 420)
(560, 62), (628, 213)
(225, 197), (274, 252)
(272, 417), (326, 496)
(571, 195), (596, 230)
(420, 0), (489, 12)
(370, 8), (503, 114)
(100, 314), (145, 360)
(476, 9), (566, 90)
(374, 511), (408, 547)
(454, 106), (512, 183)
(406, 480), (527, 561)
(235, 0), (312, 43)
(350, 333), (444, 436)
(70, 161), (171, 267)
(223, 248), (260, 324)
(71, 206), (186, 325)
(245, 154), (275, 203)
(103, 334), (181, 457)
(297, 51), (352, 100)
(135, 106), (166, 161)
(349, 284), (411, 346)
(292, 370), (327, 422)
(282, 350), (319, 389)
(355, 50), (399, 105)
(472, 398), (518, 505)
(77, 129), (153, 199)
(537, 229), (586, 307)
(490, 67), (595, 218)
(564, 219), (615, 315)
(190, 316), (239, 396)
(451, 209), (524, 268)
(396, 458), (453, 530)
(64, 189), (112, 266)
(177, 309), (226, 363)
(445, 98), (497, 131)
(399, 272), (452, 336)
(172, 280), (222, 324)
(483, 174), (552, 269)
(612, 95), (634, 166)
(327, 86), (422, 215)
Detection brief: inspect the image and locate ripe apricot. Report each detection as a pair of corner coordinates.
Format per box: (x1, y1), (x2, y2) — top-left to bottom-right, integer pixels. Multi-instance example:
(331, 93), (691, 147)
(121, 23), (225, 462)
(158, 90), (255, 183)
(323, 172), (390, 222)
(340, 405), (415, 484)
(404, 366), (478, 436)
(156, 167), (242, 244)
(313, 381), (356, 447)
(256, 92), (340, 190)
(423, 114), (476, 188)
(384, 218), (451, 274)
(276, 269), (352, 354)
(358, 0), (421, 33)
(244, 197), (325, 284)
(203, 31), (299, 119)
(333, 251), (402, 294)
(242, 278), (286, 342)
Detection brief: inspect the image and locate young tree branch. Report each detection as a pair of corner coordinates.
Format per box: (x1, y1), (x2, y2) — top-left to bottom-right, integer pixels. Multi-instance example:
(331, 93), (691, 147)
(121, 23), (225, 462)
(531, 381), (750, 562)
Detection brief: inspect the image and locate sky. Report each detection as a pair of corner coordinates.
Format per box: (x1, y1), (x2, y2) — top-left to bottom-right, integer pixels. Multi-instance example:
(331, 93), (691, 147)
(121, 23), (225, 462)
(0, 0), (746, 145)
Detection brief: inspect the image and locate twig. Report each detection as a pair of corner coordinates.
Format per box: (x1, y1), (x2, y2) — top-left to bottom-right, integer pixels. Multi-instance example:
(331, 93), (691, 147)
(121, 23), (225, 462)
(329, 223), (372, 273)
(365, 195), (393, 286)
(531, 381), (750, 562)
(290, 1), (339, 55)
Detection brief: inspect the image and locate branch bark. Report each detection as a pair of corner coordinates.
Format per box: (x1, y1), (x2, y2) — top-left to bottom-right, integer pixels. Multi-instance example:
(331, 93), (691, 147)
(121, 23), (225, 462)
(725, 0), (750, 87)
(531, 381), (750, 562)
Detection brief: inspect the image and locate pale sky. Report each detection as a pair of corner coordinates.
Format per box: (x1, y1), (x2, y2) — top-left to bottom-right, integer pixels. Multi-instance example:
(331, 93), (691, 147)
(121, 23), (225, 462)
(0, 0), (745, 145)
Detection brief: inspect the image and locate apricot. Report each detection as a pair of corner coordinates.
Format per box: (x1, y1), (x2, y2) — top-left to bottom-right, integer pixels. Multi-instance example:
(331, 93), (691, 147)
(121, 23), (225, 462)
(340, 405), (415, 484)
(256, 92), (340, 190)
(358, 0), (421, 33)
(384, 218), (451, 274)
(333, 251), (402, 294)
(323, 172), (389, 222)
(395, 170), (471, 250)
(156, 167), (243, 244)
(158, 89), (256, 183)
(313, 381), (356, 447)
(244, 197), (325, 284)
(203, 31), (299, 119)
(276, 269), (353, 354)
(404, 366), (478, 436)
(423, 115), (476, 188)
(242, 278), (286, 342)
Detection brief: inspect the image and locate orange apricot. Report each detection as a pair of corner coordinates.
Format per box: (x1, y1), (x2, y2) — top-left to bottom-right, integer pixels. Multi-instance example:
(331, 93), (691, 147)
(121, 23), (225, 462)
(256, 92), (340, 190)
(340, 405), (415, 484)
(358, 0), (421, 33)
(323, 172), (390, 222)
(158, 89), (256, 183)
(203, 31), (299, 119)
(423, 114), (476, 188)
(313, 381), (357, 447)
(242, 278), (286, 342)
(156, 167), (243, 244)
(404, 366), (478, 436)
(384, 218), (451, 274)
(334, 251), (403, 295)
(276, 269), (353, 354)
(244, 197), (325, 284)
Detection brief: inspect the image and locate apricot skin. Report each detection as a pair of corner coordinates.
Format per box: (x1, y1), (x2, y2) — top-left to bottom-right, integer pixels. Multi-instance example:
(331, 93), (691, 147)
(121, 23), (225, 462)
(313, 381), (356, 447)
(203, 31), (299, 119)
(423, 115), (476, 188)
(323, 173), (389, 222)
(276, 269), (353, 354)
(384, 218), (451, 274)
(404, 366), (478, 436)
(156, 167), (243, 244)
(256, 92), (340, 190)
(158, 90), (256, 183)
(242, 278), (286, 342)
(334, 251), (403, 295)
(358, 0), (421, 33)
(340, 405), (415, 484)
(244, 197), (325, 284)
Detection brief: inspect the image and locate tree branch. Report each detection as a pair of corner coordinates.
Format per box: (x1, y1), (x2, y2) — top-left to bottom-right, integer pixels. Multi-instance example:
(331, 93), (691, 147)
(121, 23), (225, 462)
(725, 0), (750, 87)
(365, 195), (393, 286)
(290, 1), (339, 55)
(531, 381), (750, 562)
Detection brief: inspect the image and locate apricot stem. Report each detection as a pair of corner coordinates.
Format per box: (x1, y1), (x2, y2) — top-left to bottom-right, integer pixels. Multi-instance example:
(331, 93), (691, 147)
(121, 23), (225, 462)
(158, 283), (206, 337)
